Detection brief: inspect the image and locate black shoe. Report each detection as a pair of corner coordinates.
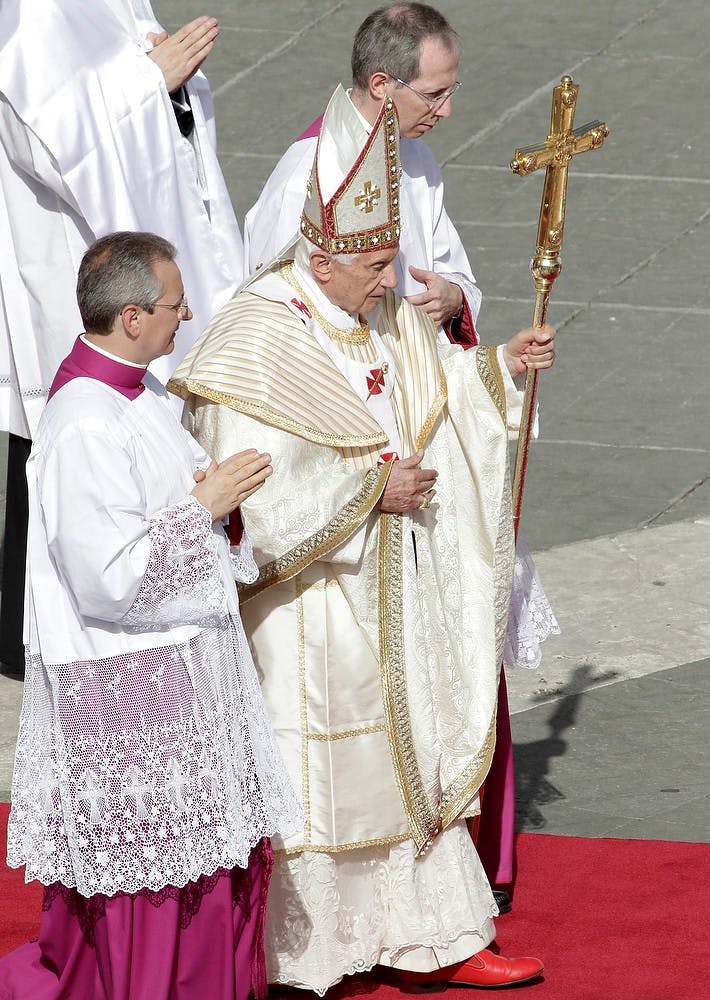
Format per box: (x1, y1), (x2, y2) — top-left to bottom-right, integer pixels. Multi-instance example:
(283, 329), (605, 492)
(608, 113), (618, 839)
(493, 888), (512, 914)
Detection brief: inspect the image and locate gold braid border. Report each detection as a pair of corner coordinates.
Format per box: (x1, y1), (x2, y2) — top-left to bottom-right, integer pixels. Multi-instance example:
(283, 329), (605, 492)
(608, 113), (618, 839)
(240, 464), (391, 604)
(475, 346), (507, 424)
(378, 512), (440, 852)
(172, 378), (387, 450)
(439, 711), (498, 828)
(415, 371), (448, 451)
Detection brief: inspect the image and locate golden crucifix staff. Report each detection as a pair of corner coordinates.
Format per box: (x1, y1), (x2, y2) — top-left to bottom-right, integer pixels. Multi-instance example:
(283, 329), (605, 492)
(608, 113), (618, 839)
(509, 75), (609, 538)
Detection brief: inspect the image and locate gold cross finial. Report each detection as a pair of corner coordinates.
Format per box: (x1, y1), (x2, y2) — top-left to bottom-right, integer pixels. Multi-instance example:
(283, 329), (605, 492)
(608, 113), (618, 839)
(354, 180), (382, 214)
(508, 76), (609, 538)
(510, 76), (609, 272)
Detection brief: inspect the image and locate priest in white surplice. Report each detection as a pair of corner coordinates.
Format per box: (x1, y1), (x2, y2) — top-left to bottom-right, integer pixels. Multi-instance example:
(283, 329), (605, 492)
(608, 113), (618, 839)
(171, 88), (554, 992)
(0, 0), (244, 673)
(0, 232), (300, 999)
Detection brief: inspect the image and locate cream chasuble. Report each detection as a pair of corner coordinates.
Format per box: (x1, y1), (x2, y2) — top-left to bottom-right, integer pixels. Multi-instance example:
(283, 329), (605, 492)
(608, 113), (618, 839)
(171, 265), (523, 858)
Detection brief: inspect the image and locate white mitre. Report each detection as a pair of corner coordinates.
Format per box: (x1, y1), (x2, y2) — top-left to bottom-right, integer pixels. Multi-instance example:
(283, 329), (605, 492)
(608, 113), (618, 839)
(300, 84), (402, 256)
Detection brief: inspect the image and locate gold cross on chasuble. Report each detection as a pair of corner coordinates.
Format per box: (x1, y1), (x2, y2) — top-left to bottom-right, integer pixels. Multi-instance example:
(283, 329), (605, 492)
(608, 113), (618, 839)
(355, 180), (382, 213)
(508, 75), (609, 536)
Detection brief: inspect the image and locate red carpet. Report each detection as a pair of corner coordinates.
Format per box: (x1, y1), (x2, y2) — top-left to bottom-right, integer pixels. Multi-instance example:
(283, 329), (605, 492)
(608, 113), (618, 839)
(1, 803), (708, 998)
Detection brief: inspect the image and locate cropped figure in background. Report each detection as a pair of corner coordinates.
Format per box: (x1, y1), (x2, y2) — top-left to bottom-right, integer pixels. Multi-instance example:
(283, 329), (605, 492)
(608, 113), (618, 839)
(0, 0), (243, 674)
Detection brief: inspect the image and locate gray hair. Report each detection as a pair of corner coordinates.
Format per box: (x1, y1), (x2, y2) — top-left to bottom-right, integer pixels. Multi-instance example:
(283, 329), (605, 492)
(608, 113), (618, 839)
(77, 231), (177, 334)
(296, 238), (357, 274)
(351, 2), (460, 90)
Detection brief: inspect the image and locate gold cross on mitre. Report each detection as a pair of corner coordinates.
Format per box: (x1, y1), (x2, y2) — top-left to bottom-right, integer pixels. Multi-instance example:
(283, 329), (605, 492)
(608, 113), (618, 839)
(508, 75), (609, 537)
(354, 180), (381, 213)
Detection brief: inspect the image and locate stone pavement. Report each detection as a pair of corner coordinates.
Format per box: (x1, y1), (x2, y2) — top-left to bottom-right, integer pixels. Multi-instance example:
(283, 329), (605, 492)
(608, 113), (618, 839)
(1, 0), (708, 841)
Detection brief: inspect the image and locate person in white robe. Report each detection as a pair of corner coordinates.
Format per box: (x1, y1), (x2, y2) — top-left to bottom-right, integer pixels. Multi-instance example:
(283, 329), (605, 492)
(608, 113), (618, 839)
(171, 87), (552, 993)
(241, 3), (560, 895)
(0, 0), (244, 672)
(0, 232), (300, 999)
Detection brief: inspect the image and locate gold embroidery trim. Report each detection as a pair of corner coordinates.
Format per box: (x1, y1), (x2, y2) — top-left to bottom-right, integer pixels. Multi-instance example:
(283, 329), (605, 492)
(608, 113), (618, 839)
(307, 724), (387, 742)
(475, 346), (507, 424)
(439, 709), (498, 829)
(172, 378), (387, 450)
(279, 832), (410, 856)
(377, 513), (439, 851)
(281, 263), (372, 345)
(240, 464), (391, 604)
(415, 370), (448, 451)
(296, 577), (312, 844)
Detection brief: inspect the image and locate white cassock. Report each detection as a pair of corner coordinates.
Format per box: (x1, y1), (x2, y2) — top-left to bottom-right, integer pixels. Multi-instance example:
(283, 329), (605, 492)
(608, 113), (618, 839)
(7, 365), (300, 898)
(242, 93), (482, 325)
(0, 0), (243, 438)
(171, 261), (530, 992)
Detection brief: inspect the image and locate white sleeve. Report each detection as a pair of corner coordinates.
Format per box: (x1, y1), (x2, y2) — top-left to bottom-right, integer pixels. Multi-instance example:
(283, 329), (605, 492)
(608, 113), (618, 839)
(243, 138), (317, 275)
(37, 427), (226, 627)
(427, 154), (482, 323)
(188, 400), (386, 570)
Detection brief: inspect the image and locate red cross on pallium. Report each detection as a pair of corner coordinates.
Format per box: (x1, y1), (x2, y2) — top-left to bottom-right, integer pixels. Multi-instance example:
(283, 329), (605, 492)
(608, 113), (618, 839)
(377, 451), (399, 466)
(290, 298), (312, 318)
(366, 367), (386, 395)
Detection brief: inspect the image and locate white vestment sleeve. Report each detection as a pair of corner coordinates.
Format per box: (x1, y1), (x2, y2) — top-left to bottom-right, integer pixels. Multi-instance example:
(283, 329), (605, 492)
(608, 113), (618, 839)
(243, 138), (317, 275)
(424, 148), (482, 322)
(187, 401), (383, 568)
(37, 427), (226, 626)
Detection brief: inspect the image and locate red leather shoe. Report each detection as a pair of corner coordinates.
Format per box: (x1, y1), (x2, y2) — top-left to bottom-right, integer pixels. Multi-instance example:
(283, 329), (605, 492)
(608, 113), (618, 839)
(396, 949), (543, 989)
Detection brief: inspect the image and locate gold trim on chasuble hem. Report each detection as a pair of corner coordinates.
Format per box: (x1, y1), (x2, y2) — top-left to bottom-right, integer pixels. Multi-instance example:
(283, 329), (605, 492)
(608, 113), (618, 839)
(283, 575), (406, 856)
(278, 833), (410, 857)
(240, 463), (391, 604)
(431, 344), (508, 827)
(378, 513), (441, 852)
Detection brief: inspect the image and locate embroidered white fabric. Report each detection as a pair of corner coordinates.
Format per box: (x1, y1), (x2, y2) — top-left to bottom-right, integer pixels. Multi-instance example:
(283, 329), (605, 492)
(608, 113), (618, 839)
(122, 495), (258, 631)
(266, 821), (497, 995)
(504, 536), (561, 670)
(8, 496), (301, 898)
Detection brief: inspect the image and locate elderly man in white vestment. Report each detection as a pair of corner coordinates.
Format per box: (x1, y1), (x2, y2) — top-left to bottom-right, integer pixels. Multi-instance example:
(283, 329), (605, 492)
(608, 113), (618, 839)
(0, 232), (300, 999)
(171, 88), (555, 992)
(242, 1), (559, 898)
(0, 0), (244, 673)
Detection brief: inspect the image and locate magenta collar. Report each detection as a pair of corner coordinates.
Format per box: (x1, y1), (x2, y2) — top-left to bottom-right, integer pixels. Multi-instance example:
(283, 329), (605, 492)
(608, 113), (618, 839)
(49, 337), (147, 401)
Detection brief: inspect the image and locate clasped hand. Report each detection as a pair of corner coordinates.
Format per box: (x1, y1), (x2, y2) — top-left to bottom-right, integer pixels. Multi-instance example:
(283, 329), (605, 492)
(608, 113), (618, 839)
(147, 15), (219, 93)
(378, 451), (437, 514)
(192, 449), (272, 521)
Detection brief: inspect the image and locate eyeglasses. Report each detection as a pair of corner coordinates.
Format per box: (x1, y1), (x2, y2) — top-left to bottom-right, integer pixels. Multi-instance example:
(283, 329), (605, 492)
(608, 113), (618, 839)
(391, 77), (462, 114)
(153, 294), (189, 319)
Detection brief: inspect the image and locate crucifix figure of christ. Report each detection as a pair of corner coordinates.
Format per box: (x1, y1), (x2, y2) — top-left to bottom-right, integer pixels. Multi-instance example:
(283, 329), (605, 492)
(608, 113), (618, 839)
(508, 75), (609, 536)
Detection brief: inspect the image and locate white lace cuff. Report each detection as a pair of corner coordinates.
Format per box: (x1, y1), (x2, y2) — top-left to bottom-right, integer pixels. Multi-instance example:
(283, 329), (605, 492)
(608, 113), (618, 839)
(503, 536), (561, 669)
(123, 495), (227, 630)
(229, 528), (259, 585)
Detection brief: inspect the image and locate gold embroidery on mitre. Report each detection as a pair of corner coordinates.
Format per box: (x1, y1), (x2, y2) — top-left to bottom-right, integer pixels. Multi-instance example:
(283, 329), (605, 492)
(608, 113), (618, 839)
(354, 180), (381, 213)
(300, 93), (401, 255)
